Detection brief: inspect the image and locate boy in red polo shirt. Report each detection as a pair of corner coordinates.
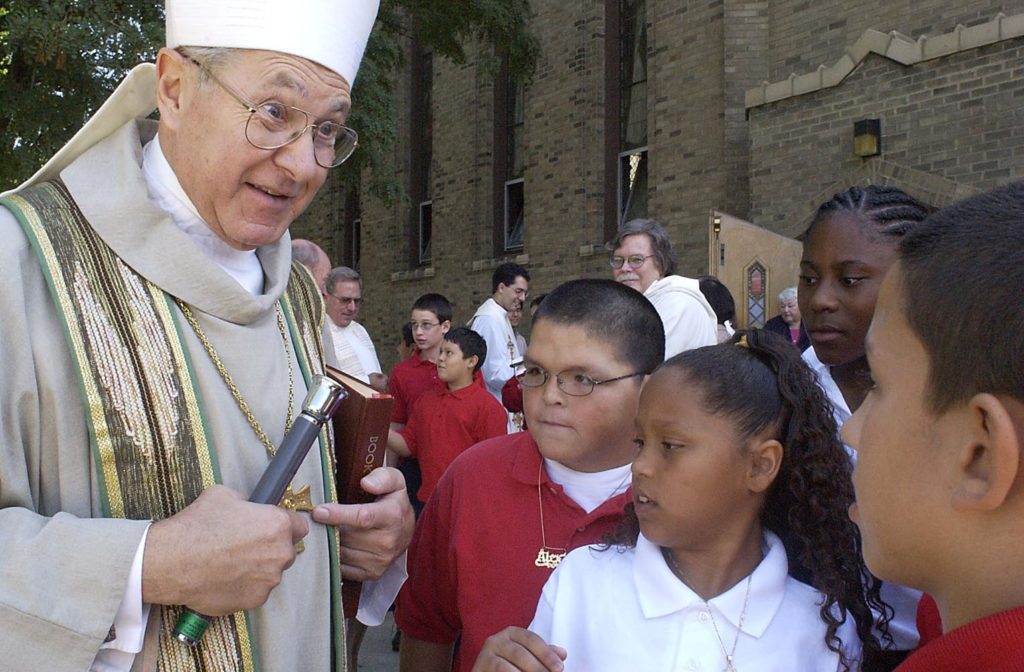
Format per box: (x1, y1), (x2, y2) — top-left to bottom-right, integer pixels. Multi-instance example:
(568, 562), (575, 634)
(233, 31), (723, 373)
(842, 182), (1024, 671)
(387, 327), (507, 504)
(396, 279), (665, 672)
(389, 293), (453, 428)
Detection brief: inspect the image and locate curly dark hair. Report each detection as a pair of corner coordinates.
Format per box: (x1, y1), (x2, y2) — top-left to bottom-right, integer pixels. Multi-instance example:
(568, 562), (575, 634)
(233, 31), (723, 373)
(606, 329), (891, 670)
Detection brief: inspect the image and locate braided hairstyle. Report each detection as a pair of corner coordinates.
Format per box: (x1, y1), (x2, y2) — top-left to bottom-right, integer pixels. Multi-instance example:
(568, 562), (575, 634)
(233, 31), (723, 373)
(607, 329), (889, 670)
(806, 184), (929, 239)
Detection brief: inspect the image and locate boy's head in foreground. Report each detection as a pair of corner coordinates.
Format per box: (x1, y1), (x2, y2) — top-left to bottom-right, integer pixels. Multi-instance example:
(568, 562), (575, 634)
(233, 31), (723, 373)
(438, 327), (486, 387)
(522, 279), (664, 472)
(843, 181), (1024, 630)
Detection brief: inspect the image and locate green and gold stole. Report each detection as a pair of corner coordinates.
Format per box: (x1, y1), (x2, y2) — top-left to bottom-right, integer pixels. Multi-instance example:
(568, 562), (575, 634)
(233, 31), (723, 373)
(1, 181), (346, 672)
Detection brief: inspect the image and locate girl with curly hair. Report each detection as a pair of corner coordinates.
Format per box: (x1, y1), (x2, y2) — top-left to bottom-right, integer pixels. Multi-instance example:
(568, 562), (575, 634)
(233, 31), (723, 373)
(513, 330), (888, 672)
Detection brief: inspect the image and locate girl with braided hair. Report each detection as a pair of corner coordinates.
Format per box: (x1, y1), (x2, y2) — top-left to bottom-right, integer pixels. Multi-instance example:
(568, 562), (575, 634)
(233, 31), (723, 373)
(798, 185), (930, 666)
(495, 330), (886, 672)
(799, 184), (929, 427)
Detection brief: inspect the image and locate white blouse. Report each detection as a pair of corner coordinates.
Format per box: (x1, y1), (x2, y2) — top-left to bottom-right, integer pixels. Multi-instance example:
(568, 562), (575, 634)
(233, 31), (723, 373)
(530, 531), (859, 672)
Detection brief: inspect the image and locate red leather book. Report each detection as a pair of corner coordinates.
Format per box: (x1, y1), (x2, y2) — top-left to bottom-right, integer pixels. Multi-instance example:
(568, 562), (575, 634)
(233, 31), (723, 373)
(325, 366), (393, 618)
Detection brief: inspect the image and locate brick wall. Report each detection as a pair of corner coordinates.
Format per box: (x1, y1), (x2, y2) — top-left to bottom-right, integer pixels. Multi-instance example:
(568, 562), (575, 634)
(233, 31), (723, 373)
(749, 37), (1024, 236)
(292, 1), (1024, 375)
(766, 0), (1023, 82)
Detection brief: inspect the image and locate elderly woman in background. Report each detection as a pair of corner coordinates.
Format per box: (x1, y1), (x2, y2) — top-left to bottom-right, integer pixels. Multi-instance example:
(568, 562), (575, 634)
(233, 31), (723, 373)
(764, 286), (810, 350)
(607, 219), (718, 358)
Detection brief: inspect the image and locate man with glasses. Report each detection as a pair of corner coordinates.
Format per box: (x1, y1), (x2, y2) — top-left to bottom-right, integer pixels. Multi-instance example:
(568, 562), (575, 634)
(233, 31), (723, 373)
(325, 266), (387, 392)
(0, 2), (413, 671)
(607, 218), (718, 359)
(469, 262), (531, 420)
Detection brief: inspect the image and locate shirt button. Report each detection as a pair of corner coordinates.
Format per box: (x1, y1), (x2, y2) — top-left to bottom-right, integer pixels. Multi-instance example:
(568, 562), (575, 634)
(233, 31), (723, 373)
(576, 526), (585, 532)
(699, 611), (710, 622)
(687, 662), (699, 671)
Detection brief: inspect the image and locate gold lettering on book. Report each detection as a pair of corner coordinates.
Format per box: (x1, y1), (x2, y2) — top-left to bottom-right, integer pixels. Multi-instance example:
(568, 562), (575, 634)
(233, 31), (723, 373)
(534, 547), (567, 568)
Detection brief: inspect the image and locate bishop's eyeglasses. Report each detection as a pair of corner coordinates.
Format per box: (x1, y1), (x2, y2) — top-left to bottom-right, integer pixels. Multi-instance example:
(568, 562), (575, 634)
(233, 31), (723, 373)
(189, 58), (359, 169)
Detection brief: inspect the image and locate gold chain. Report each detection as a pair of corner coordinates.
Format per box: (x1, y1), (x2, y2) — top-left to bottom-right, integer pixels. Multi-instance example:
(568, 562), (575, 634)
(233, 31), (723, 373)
(664, 549), (752, 672)
(176, 299), (294, 458)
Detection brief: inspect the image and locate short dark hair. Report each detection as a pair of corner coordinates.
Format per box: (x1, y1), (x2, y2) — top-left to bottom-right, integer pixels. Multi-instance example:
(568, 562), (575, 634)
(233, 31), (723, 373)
(411, 293), (453, 324)
(606, 218), (679, 277)
(491, 262), (530, 294)
(529, 293), (548, 310)
(804, 185), (930, 240)
(533, 279), (664, 372)
(898, 180), (1024, 412)
(697, 275), (736, 326)
(444, 327), (487, 372)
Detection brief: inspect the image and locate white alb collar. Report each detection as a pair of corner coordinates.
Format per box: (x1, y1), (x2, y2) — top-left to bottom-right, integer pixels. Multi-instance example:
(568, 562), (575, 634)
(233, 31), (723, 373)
(141, 135), (264, 295)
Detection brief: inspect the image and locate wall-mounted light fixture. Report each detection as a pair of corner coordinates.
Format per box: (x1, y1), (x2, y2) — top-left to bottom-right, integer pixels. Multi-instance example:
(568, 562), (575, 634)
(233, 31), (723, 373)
(853, 118), (882, 158)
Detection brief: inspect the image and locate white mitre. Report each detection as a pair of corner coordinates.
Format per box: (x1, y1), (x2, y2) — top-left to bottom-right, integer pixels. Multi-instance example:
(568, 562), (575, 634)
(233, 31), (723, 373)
(166, 0), (379, 87)
(10, 0), (380, 192)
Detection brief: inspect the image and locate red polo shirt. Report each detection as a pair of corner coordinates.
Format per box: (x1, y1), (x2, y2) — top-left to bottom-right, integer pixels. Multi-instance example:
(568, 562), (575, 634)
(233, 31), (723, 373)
(897, 604), (1024, 671)
(395, 432), (630, 672)
(389, 353), (445, 424)
(397, 379), (507, 502)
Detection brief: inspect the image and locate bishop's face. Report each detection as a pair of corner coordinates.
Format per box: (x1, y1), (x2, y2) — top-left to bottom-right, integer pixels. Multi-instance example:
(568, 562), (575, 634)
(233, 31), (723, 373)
(159, 48), (351, 250)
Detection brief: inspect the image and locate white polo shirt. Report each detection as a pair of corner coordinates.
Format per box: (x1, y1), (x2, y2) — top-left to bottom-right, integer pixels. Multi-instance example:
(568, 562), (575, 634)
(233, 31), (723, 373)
(530, 531), (858, 672)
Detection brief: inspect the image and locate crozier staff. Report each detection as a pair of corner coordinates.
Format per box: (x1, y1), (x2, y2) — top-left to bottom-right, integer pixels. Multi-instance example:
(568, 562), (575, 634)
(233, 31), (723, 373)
(0, 1), (413, 671)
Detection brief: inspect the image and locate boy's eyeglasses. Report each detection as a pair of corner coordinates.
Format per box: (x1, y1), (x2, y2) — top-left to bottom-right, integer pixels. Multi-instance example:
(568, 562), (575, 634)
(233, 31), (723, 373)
(409, 321), (441, 332)
(517, 366), (646, 397)
(609, 254), (654, 270)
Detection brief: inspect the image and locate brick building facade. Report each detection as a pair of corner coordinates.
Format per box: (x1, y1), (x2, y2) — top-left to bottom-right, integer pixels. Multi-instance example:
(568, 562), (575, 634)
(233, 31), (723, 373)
(295, 1), (1024, 373)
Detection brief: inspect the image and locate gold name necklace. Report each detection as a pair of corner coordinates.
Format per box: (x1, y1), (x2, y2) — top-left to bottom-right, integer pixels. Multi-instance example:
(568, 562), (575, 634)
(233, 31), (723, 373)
(534, 461), (630, 569)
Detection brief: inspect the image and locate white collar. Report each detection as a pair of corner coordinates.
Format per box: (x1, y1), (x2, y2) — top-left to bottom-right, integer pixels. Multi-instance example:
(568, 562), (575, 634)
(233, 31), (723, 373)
(543, 459), (631, 514)
(141, 135), (264, 295)
(801, 347), (850, 421)
(633, 530), (789, 638)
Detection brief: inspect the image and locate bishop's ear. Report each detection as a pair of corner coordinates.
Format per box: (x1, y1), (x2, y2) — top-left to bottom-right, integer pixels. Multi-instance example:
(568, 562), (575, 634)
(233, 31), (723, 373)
(155, 48), (189, 128)
(951, 393), (1023, 512)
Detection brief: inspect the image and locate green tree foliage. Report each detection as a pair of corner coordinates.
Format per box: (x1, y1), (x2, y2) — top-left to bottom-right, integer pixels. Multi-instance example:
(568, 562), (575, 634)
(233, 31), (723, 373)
(0, 0), (539, 198)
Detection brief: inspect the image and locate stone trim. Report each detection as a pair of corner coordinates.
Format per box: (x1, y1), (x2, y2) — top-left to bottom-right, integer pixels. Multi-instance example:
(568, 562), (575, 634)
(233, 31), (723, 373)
(390, 266), (436, 282)
(746, 12), (1024, 108)
(468, 254), (531, 272)
(794, 158), (984, 233)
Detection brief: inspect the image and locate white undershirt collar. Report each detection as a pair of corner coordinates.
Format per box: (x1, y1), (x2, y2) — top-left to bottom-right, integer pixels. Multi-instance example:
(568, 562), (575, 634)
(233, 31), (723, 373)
(543, 458), (632, 514)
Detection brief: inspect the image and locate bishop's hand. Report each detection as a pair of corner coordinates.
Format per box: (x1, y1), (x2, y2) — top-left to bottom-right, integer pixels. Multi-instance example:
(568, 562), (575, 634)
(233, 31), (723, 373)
(311, 466), (414, 581)
(142, 485), (308, 615)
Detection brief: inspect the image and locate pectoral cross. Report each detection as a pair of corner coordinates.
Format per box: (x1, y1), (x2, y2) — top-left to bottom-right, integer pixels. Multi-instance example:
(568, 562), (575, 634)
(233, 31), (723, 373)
(279, 483), (314, 553)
